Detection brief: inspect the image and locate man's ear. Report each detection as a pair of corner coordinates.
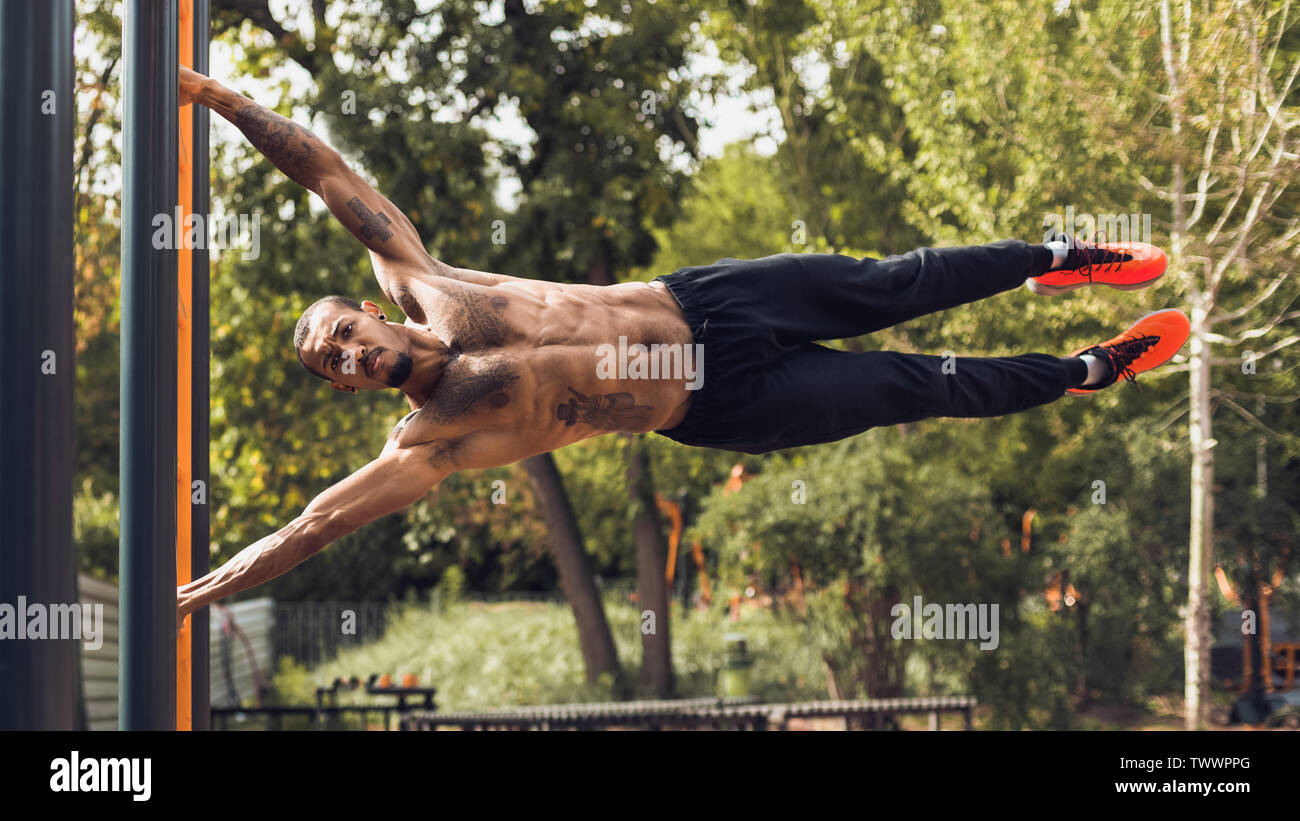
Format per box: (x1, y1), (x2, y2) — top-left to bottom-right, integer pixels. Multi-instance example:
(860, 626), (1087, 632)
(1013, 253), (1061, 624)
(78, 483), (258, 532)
(330, 382), (359, 394)
(361, 300), (387, 322)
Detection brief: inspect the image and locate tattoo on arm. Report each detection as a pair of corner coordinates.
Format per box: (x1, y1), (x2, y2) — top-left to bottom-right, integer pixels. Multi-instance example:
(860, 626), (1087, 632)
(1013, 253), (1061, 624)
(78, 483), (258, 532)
(232, 102), (331, 191)
(347, 197), (394, 242)
(556, 387), (655, 430)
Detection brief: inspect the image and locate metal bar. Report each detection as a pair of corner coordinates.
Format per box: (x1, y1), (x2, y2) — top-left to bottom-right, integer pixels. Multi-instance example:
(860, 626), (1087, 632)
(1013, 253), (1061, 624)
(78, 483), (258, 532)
(120, 0), (178, 730)
(191, 0), (211, 733)
(0, 0), (79, 731)
(176, 0), (194, 732)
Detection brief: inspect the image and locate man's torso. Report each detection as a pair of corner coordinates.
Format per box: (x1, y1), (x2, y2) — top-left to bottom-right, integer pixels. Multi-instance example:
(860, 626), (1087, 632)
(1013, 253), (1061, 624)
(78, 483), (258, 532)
(380, 259), (696, 469)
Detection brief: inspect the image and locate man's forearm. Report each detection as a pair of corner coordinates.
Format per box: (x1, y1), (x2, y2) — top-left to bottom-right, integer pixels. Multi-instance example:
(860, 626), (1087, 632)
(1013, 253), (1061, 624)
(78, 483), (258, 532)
(195, 77), (341, 194)
(178, 513), (335, 616)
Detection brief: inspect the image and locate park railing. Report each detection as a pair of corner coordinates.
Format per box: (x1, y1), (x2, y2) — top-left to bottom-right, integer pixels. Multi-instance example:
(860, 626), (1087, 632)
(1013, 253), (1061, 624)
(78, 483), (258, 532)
(399, 695), (977, 731)
(210, 694), (976, 731)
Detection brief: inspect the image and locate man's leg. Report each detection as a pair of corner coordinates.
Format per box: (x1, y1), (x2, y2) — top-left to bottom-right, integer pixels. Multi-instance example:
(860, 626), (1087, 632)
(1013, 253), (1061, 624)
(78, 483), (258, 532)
(729, 342), (1087, 452)
(724, 308), (1191, 453)
(745, 239), (1055, 347)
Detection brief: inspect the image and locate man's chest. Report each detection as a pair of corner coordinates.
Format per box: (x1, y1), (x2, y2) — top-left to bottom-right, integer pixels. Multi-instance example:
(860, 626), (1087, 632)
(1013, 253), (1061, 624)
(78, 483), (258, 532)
(386, 274), (544, 356)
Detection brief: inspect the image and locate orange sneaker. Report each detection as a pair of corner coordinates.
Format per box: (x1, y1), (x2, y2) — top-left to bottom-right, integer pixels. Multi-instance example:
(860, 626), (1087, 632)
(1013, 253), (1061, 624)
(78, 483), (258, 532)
(1028, 233), (1168, 296)
(1067, 309), (1190, 394)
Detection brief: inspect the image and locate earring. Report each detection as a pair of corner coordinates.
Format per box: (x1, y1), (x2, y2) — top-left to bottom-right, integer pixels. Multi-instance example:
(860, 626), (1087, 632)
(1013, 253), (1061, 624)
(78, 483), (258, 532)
(378, 313), (386, 321)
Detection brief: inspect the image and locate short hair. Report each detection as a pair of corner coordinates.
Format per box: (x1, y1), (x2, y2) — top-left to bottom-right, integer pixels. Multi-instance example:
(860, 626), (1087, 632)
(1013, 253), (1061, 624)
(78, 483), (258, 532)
(294, 295), (362, 378)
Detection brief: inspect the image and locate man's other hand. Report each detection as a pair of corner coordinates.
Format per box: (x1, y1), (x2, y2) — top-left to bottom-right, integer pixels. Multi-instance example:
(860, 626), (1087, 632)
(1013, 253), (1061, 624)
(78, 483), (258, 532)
(179, 65), (207, 107)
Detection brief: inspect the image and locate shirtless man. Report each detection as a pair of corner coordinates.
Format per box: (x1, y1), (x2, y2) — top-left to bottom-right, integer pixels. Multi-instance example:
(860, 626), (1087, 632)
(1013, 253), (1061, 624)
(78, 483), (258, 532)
(175, 68), (1189, 621)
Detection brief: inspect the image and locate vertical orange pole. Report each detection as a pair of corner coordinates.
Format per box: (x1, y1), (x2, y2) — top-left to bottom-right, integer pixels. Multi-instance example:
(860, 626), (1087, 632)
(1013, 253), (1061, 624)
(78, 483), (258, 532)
(176, 0), (194, 731)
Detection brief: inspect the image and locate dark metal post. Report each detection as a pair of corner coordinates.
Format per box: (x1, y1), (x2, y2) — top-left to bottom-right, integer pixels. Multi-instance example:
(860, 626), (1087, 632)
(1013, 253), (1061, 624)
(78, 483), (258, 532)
(0, 0), (80, 731)
(191, 0), (211, 733)
(120, 0), (178, 730)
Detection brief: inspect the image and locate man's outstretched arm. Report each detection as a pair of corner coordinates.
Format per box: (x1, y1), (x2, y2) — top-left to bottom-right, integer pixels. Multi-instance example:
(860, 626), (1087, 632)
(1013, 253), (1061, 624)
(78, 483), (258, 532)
(177, 445), (450, 621)
(179, 67), (430, 286)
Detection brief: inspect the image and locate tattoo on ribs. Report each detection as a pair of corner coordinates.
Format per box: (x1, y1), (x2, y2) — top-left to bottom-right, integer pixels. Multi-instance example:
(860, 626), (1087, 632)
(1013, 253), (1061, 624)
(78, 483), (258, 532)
(346, 196), (394, 242)
(232, 105), (321, 188)
(556, 387), (655, 430)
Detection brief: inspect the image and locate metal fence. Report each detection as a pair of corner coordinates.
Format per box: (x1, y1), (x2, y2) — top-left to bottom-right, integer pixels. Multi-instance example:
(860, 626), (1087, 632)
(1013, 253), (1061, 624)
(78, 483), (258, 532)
(78, 575), (119, 731)
(271, 601), (391, 668)
(436, 578), (641, 608)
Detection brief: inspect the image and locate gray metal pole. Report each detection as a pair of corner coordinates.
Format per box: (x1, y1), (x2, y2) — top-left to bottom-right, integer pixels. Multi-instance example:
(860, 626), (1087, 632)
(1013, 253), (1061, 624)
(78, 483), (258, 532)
(192, 0), (211, 731)
(0, 0), (80, 731)
(120, 0), (178, 730)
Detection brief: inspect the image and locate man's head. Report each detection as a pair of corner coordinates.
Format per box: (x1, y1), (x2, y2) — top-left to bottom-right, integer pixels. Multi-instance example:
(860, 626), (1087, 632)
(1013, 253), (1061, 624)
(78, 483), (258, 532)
(294, 295), (415, 393)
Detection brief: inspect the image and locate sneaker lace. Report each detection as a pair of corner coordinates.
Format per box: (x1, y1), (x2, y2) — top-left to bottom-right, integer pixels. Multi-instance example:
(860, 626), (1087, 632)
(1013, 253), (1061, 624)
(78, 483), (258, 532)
(1103, 333), (1160, 386)
(1071, 231), (1132, 281)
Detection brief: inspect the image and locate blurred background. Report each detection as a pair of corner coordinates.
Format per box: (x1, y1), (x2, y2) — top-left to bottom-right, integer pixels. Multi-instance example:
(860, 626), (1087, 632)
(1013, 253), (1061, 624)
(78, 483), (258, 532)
(72, 0), (1298, 729)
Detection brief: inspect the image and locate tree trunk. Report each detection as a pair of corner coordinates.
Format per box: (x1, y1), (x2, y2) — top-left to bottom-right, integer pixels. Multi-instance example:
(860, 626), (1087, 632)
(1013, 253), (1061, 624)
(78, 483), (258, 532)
(1185, 302), (1215, 729)
(521, 453), (623, 689)
(626, 434), (674, 697)
(848, 581), (904, 699)
(586, 242), (615, 287)
(1159, 0), (1215, 730)
(1249, 397), (1268, 695)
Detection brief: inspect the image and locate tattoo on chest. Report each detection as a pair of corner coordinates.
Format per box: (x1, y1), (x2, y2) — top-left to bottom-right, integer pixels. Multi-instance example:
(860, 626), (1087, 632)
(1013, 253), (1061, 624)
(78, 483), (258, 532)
(556, 387), (655, 430)
(428, 361), (520, 423)
(347, 196), (394, 242)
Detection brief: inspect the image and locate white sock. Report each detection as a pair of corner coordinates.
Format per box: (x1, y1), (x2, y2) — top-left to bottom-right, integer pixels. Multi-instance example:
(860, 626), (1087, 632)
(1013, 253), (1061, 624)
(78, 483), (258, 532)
(1078, 354), (1109, 386)
(1046, 241), (1069, 270)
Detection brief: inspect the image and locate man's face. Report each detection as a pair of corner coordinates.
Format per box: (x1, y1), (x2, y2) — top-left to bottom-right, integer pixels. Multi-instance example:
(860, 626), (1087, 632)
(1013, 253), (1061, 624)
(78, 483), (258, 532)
(299, 301), (414, 391)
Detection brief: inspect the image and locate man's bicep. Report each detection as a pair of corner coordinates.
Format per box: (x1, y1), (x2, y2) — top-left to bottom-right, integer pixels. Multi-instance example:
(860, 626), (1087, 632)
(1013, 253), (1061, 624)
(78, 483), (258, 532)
(302, 445), (449, 540)
(317, 163), (428, 267)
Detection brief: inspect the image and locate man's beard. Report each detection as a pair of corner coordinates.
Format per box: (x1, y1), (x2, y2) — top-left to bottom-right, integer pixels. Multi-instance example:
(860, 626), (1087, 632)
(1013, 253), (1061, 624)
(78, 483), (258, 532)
(387, 351), (414, 387)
